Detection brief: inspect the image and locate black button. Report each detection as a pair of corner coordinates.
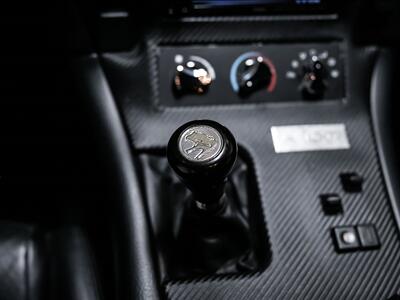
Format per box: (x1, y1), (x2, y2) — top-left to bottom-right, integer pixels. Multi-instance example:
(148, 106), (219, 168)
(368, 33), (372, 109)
(340, 172), (364, 193)
(357, 225), (380, 250)
(332, 226), (360, 253)
(320, 194), (343, 215)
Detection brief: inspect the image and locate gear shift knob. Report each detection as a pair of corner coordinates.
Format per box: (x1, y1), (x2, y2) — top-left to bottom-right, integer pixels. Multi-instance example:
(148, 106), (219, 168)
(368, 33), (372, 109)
(167, 120), (238, 211)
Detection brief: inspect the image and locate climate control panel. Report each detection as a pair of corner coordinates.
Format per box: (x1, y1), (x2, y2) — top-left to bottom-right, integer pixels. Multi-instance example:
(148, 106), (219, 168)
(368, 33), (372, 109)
(157, 43), (344, 107)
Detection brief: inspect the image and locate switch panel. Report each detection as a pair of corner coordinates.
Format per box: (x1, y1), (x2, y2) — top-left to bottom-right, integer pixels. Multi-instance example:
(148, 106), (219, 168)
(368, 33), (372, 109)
(332, 225), (381, 253)
(157, 43), (345, 107)
(332, 226), (360, 253)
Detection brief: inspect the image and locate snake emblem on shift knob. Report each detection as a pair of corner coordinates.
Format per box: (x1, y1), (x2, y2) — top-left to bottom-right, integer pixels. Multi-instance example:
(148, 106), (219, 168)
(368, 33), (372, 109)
(178, 126), (223, 162)
(167, 120), (238, 209)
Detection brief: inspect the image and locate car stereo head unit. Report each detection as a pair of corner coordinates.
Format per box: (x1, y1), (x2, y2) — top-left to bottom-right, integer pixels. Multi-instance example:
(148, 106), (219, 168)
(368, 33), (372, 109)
(167, 0), (330, 16)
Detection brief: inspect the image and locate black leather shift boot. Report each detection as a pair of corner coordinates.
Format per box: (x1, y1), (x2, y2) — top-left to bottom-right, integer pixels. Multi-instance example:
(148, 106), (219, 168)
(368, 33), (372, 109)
(138, 151), (271, 281)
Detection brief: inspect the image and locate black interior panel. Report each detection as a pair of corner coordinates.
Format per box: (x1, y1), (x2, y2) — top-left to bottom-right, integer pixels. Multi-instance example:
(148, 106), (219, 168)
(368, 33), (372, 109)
(2, 1), (400, 300)
(96, 11), (400, 296)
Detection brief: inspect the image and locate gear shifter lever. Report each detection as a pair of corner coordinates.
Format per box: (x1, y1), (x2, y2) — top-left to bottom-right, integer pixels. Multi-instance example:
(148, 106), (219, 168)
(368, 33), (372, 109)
(167, 120), (255, 276)
(167, 120), (238, 212)
(142, 120), (268, 278)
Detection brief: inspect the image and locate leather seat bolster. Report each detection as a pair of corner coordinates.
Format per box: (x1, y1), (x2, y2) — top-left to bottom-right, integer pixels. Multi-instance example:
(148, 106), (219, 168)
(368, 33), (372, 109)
(46, 227), (103, 300)
(0, 223), (102, 300)
(0, 223), (44, 300)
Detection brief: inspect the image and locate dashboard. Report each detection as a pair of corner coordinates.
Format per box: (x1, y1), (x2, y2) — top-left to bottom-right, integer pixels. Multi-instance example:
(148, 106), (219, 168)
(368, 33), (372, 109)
(76, 1), (400, 299)
(63, 0), (400, 298)
(167, 0), (328, 15)
(2, 1), (399, 300)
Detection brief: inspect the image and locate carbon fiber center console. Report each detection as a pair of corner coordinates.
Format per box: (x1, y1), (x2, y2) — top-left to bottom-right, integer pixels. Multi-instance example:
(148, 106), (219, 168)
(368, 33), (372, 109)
(91, 6), (400, 300)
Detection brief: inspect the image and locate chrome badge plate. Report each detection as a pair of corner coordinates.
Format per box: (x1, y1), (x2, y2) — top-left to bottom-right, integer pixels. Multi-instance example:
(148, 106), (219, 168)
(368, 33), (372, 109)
(271, 124), (350, 153)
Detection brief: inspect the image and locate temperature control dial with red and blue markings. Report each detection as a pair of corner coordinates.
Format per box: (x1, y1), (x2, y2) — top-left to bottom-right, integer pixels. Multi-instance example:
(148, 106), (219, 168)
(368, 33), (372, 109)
(230, 52), (277, 98)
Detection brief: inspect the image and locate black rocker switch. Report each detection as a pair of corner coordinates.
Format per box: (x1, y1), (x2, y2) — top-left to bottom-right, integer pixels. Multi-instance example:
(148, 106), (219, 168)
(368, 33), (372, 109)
(320, 194), (343, 215)
(340, 172), (364, 193)
(357, 225), (380, 250)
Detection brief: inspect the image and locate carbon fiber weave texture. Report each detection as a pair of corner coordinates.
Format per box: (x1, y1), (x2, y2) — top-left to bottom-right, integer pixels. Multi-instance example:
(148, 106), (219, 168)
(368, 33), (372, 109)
(100, 21), (400, 300)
